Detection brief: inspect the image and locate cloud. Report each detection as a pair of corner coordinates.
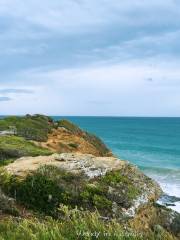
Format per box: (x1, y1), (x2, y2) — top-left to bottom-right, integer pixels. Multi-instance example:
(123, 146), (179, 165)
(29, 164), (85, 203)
(1, 59), (177, 116)
(0, 0), (179, 32)
(0, 97), (12, 101)
(0, 0), (180, 76)
(0, 1), (180, 116)
(0, 89), (34, 94)
(146, 78), (153, 82)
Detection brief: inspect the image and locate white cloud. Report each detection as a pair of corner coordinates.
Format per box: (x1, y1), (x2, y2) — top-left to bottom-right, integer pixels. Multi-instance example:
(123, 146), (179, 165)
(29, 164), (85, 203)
(1, 59), (180, 116)
(0, 0), (180, 115)
(0, 0), (180, 33)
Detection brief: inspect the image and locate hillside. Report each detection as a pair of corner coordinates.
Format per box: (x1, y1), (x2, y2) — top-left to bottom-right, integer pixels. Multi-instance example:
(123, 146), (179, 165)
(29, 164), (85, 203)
(0, 115), (179, 240)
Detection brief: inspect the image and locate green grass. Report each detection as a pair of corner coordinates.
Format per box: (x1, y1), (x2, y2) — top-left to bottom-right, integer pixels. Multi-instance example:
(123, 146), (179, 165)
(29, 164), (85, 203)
(58, 119), (82, 134)
(0, 159), (15, 167)
(0, 136), (52, 160)
(0, 205), (172, 240)
(0, 115), (54, 141)
(0, 207), (143, 240)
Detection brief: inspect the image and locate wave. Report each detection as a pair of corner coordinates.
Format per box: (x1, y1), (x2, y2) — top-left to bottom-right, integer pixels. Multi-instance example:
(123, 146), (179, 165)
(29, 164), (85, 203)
(140, 166), (180, 213)
(140, 165), (180, 173)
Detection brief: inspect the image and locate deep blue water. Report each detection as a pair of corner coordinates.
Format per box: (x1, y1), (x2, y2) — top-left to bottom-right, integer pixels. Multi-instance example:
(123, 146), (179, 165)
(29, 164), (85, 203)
(53, 117), (180, 211)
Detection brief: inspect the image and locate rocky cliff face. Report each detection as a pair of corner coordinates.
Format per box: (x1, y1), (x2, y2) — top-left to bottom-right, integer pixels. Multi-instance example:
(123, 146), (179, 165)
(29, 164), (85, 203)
(36, 119), (112, 157)
(0, 115), (179, 239)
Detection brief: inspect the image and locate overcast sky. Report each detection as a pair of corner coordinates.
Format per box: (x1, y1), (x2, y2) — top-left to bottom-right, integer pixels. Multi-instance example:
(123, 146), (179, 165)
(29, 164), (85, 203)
(0, 0), (180, 116)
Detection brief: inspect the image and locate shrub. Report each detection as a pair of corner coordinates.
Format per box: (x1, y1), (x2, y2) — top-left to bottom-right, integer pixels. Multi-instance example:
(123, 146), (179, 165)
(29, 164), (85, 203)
(90, 171), (141, 209)
(58, 119), (82, 134)
(84, 132), (111, 156)
(0, 166), (84, 216)
(68, 143), (79, 149)
(0, 167), (141, 216)
(0, 159), (14, 167)
(15, 173), (65, 215)
(80, 184), (112, 210)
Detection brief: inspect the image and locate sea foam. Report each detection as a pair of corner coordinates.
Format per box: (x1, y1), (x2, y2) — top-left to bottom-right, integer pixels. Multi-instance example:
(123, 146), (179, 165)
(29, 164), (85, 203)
(144, 168), (180, 213)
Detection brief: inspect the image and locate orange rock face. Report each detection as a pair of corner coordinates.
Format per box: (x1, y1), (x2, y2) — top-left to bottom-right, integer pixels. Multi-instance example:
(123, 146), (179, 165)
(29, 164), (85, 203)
(35, 127), (112, 157)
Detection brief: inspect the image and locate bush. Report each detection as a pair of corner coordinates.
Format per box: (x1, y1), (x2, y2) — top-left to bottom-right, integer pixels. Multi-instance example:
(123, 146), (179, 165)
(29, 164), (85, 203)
(0, 167), (141, 217)
(101, 171), (141, 202)
(81, 184), (112, 210)
(0, 166), (84, 216)
(58, 120), (82, 134)
(14, 173), (64, 215)
(68, 143), (79, 149)
(0, 159), (14, 167)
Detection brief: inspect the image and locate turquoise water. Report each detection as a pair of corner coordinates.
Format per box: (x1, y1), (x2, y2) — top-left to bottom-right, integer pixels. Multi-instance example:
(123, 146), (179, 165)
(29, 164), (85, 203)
(54, 117), (180, 212)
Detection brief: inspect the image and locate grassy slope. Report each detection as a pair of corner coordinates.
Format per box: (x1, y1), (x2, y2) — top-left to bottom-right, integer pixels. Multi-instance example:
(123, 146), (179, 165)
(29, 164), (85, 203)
(0, 114), (54, 141)
(0, 210), (141, 240)
(0, 206), (172, 240)
(0, 136), (52, 160)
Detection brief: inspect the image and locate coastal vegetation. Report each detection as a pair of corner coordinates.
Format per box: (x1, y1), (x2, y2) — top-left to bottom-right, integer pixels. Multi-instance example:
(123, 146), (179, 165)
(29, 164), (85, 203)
(0, 136), (52, 160)
(0, 207), (163, 240)
(0, 114), (179, 240)
(0, 165), (141, 217)
(0, 114), (54, 141)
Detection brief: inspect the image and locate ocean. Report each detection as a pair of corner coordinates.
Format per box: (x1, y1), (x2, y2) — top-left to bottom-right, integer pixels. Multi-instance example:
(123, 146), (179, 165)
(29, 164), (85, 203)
(53, 116), (180, 213)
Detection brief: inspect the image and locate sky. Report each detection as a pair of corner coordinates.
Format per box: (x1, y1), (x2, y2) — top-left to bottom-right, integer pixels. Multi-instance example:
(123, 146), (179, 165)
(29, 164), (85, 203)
(0, 0), (180, 116)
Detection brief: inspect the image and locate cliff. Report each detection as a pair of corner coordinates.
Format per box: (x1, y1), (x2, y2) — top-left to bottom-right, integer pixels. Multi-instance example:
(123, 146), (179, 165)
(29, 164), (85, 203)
(0, 115), (179, 240)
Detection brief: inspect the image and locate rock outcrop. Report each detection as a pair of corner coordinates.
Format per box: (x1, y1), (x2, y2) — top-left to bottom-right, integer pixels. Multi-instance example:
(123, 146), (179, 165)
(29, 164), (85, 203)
(5, 153), (123, 178)
(4, 153), (162, 219)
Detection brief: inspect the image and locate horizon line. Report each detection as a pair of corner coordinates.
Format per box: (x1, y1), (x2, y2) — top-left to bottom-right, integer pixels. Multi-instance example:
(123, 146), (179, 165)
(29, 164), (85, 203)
(1, 115), (180, 118)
